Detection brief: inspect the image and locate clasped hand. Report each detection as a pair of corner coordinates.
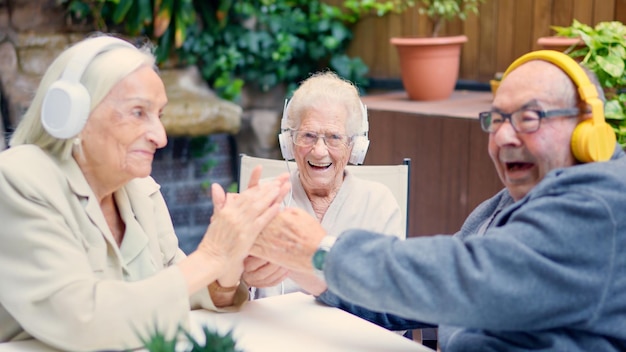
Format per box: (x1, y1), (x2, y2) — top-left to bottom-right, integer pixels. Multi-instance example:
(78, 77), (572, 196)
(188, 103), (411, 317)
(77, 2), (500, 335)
(197, 166), (290, 287)
(240, 173), (329, 290)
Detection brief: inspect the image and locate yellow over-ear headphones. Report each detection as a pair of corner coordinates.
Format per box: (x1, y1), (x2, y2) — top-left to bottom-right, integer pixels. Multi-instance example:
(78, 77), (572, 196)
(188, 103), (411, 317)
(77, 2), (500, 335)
(502, 50), (616, 163)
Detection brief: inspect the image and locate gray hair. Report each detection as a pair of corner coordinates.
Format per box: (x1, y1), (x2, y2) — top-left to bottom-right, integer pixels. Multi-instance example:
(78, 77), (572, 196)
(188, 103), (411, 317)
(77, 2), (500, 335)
(554, 63), (605, 110)
(9, 34), (157, 160)
(580, 65), (605, 103)
(285, 71), (365, 136)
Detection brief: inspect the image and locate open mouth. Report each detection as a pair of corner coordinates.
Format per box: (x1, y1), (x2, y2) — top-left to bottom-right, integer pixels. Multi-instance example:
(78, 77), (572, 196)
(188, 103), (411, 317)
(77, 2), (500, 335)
(308, 161), (331, 170)
(506, 162), (533, 172)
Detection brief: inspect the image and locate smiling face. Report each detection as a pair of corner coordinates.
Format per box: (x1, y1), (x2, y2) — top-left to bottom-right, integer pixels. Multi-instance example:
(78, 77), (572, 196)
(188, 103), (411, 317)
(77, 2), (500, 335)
(76, 65), (168, 192)
(489, 60), (580, 201)
(294, 104), (353, 198)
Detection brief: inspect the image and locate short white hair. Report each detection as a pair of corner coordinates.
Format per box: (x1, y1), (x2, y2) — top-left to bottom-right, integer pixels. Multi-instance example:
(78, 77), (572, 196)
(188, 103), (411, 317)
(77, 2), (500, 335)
(286, 71), (364, 136)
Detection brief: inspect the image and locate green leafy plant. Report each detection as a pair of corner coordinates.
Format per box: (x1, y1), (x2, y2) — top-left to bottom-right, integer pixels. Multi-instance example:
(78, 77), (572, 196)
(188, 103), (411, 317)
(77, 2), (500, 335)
(62, 0), (196, 63)
(551, 20), (626, 147)
(63, 0), (372, 101)
(140, 325), (241, 352)
(178, 0), (370, 101)
(343, 0), (484, 37)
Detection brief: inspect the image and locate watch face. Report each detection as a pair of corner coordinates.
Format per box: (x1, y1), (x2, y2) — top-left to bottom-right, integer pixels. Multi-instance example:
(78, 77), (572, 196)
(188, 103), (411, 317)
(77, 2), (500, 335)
(312, 248), (328, 271)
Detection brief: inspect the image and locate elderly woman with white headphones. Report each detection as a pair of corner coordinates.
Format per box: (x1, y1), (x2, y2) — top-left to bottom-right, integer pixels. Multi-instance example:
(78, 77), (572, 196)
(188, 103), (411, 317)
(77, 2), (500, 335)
(0, 34), (290, 351)
(243, 71), (405, 299)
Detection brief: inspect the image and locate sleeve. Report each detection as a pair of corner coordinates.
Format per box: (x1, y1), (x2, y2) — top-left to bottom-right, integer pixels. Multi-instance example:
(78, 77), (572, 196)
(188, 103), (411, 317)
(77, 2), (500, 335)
(147, 185), (249, 313)
(323, 189), (617, 331)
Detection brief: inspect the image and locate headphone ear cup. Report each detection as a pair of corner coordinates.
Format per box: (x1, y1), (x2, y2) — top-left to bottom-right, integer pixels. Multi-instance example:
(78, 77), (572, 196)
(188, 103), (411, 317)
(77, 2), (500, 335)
(41, 78), (91, 139)
(279, 131), (294, 160)
(570, 118), (616, 163)
(349, 135), (370, 165)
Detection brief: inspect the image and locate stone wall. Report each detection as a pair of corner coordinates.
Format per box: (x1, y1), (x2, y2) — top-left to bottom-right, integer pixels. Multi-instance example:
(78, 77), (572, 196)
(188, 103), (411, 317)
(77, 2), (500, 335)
(0, 0), (284, 254)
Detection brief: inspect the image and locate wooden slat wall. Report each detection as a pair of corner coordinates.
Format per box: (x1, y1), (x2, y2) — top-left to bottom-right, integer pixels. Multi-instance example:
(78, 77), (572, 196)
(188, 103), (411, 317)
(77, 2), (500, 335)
(325, 0), (626, 83)
(365, 108), (503, 236)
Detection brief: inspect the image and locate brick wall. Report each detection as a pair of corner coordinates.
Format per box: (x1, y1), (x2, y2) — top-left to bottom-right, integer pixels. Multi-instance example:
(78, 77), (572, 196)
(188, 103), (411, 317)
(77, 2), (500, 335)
(151, 134), (238, 254)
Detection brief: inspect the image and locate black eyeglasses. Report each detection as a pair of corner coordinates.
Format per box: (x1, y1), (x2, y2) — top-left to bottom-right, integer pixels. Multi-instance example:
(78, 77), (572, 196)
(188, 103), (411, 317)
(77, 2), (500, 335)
(291, 130), (352, 149)
(479, 108), (580, 133)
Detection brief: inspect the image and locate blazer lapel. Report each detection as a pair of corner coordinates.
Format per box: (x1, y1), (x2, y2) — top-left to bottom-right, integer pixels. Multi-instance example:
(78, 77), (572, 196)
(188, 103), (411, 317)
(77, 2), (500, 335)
(59, 157), (123, 258)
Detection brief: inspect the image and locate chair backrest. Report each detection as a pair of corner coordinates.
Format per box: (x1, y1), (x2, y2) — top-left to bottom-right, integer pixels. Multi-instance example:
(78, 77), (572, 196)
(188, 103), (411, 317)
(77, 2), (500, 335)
(238, 154), (411, 238)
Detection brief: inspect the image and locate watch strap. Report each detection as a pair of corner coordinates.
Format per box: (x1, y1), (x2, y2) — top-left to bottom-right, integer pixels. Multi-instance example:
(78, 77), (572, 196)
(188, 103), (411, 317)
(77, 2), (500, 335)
(312, 236), (337, 276)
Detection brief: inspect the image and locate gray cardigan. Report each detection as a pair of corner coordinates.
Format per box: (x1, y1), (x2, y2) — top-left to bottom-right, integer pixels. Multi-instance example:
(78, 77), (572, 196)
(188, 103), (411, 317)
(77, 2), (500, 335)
(321, 146), (626, 351)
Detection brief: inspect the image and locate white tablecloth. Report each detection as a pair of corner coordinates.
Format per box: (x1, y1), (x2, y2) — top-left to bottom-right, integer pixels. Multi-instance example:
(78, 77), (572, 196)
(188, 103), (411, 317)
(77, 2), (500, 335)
(0, 292), (433, 352)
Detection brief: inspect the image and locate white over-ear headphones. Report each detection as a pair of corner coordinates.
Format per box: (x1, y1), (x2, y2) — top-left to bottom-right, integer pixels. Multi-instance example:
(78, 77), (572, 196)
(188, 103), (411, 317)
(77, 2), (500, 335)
(349, 102), (370, 165)
(41, 36), (135, 139)
(278, 98), (370, 165)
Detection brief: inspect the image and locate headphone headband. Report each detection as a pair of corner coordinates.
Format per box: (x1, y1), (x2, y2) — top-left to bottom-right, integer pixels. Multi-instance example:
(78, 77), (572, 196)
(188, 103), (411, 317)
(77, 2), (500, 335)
(503, 50), (604, 128)
(61, 36), (135, 83)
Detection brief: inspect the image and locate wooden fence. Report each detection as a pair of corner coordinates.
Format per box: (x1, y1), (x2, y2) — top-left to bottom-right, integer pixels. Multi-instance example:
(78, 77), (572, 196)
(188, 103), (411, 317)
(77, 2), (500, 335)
(326, 0), (626, 83)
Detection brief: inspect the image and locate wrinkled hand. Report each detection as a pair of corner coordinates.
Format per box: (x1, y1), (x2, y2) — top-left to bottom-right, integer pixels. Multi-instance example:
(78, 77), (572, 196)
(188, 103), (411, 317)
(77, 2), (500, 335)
(242, 255), (289, 287)
(251, 207), (326, 273)
(196, 166), (291, 273)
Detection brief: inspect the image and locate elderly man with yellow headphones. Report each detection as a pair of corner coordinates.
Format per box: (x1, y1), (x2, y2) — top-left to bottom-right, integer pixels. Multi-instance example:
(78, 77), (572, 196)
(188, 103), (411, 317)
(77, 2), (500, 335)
(250, 50), (626, 351)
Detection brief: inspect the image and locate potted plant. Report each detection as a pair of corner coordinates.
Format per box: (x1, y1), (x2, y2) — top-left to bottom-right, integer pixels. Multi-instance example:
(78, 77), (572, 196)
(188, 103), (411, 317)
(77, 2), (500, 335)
(140, 325), (241, 352)
(350, 0), (485, 101)
(539, 20), (626, 148)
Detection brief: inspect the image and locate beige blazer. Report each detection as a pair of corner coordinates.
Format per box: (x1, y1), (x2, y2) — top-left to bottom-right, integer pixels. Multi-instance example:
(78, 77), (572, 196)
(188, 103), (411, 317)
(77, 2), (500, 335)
(0, 145), (247, 351)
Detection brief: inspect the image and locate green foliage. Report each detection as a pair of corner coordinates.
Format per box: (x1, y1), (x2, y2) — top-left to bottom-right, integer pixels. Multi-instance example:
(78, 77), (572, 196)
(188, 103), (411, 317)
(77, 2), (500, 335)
(140, 327), (178, 352)
(343, 0), (484, 37)
(139, 325), (240, 352)
(184, 326), (240, 352)
(551, 20), (626, 147)
(178, 0), (370, 101)
(63, 0), (372, 101)
(61, 0), (196, 63)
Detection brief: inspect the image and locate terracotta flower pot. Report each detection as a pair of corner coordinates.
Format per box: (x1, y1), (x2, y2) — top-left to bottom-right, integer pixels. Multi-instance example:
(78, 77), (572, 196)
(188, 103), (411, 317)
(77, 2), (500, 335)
(390, 35), (468, 101)
(536, 36), (586, 61)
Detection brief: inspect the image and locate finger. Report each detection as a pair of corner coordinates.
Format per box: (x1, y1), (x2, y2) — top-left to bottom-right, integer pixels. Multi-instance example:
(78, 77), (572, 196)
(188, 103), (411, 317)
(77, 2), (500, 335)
(251, 208), (323, 272)
(235, 172), (290, 212)
(247, 165), (263, 188)
(274, 172), (290, 184)
(204, 179), (288, 265)
(225, 192), (240, 203)
(207, 187), (282, 260)
(243, 261), (290, 287)
(232, 179), (286, 223)
(244, 255), (269, 271)
(271, 178), (291, 207)
(258, 267), (290, 286)
(211, 183), (227, 213)
(233, 177), (281, 210)
(250, 203), (282, 238)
